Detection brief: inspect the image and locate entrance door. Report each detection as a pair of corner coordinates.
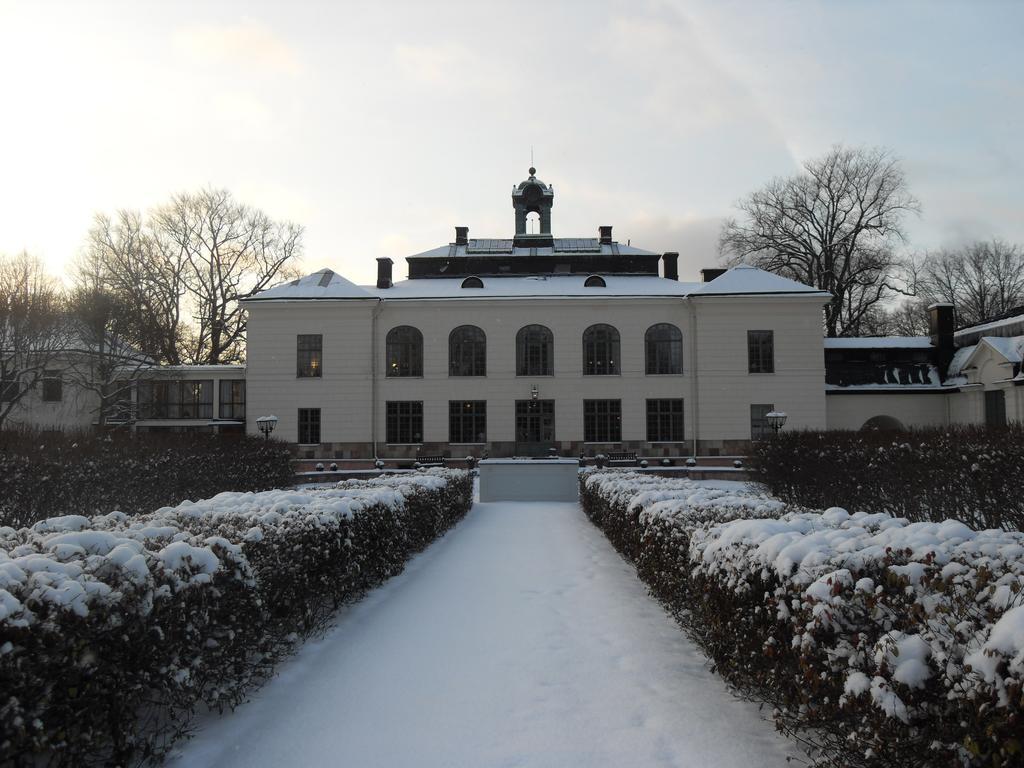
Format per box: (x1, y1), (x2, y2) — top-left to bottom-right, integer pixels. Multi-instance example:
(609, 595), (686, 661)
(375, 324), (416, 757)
(985, 390), (1007, 427)
(515, 399), (555, 456)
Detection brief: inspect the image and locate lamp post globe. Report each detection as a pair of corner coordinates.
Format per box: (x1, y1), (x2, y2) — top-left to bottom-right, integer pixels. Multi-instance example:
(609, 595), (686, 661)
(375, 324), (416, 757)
(766, 411), (787, 435)
(256, 414), (279, 441)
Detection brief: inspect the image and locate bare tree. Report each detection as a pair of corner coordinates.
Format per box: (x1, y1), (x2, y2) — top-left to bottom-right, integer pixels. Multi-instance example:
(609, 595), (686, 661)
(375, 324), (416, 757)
(0, 253), (71, 429)
(909, 239), (1024, 327)
(153, 189), (303, 364)
(65, 254), (156, 428)
(85, 211), (188, 364)
(720, 146), (919, 336)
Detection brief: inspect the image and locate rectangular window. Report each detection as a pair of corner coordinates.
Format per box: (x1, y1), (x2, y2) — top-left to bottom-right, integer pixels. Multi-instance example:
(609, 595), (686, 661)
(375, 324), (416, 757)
(985, 390), (1007, 427)
(137, 380), (213, 419)
(297, 334), (323, 378)
(449, 400), (487, 443)
(646, 399), (684, 442)
(179, 380), (213, 419)
(219, 380), (246, 420)
(386, 401), (423, 444)
(750, 403), (775, 441)
(0, 375), (18, 403)
(298, 408), (321, 444)
(41, 370), (63, 402)
(747, 330), (775, 373)
(584, 399), (622, 443)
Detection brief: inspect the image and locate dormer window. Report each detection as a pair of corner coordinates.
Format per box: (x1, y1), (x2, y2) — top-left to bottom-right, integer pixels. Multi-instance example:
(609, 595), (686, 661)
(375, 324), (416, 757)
(584, 275), (606, 288)
(461, 276), (484, 289)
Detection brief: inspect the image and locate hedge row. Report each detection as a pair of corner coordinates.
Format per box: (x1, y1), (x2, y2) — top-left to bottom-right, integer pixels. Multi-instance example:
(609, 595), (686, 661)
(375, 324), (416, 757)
(581, 471), (1024, 768)
(749, 425), (1024, 531)
(0, 469), (473, 766)
(0, 429), (295, 529)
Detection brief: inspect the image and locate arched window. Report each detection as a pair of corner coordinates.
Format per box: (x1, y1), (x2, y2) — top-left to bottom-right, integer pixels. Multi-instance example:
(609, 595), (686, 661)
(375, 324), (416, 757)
(516, 325), (553, 376)
(584, 275), (606, 288)
(645, 323), (683, 374)
(461, 276), (484, 288)
(449, 325), (486, 376)
(583, 324), (620, 375)
(386, 326), (423, 377)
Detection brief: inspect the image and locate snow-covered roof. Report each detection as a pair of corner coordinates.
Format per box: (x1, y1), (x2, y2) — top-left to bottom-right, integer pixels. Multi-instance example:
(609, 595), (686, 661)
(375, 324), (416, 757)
(954, 312), (1024, 344)
(364, 275), (698, 299)
(406, 238), (659, 259)
(824, 337), (933, 349)
(245, 269), (375, 302)
(949, 335), (1024, 378)
(691, 265), (830, 297)
(979, 335), (1024, 364)
(247, 265), (825, 302)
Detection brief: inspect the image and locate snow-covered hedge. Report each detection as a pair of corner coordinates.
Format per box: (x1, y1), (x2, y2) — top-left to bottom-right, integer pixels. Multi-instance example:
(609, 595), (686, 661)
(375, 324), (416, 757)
(581, 471), (1024, 768)
(750, 425), (1024, 530)
(0, 430), (295, 529)
(0, 469), (473, 766)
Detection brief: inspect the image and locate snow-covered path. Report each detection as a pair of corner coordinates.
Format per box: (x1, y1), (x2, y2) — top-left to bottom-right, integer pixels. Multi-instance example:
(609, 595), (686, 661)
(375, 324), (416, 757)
(170, 500), (795, 768)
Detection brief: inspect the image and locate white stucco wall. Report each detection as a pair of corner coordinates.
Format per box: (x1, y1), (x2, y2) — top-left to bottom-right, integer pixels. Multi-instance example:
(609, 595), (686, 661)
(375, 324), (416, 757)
(690, 295), (828, 442)
(825, 392), (948, 431)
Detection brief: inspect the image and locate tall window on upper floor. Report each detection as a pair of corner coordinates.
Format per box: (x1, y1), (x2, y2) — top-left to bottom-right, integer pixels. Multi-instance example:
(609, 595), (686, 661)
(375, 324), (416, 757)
(582, 324), (620, 375)
(386, 326), (423, 377)
(516, 325), (553, 376)
(449, 325), (486, 377)
(643, 323), (684, 374)
(645, 323), (683, 374)
(748, 330), (775, 373)
(297, 334), (323, 378)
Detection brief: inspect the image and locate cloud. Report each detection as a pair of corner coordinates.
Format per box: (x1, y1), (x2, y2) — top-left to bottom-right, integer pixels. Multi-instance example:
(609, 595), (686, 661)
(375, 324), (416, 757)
(619, 213), (726, 279)
(174, 19), (302, 75)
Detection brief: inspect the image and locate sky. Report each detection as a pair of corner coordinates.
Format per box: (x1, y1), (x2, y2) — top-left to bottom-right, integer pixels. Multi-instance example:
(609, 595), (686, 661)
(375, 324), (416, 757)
(0, 0), (1021, 286)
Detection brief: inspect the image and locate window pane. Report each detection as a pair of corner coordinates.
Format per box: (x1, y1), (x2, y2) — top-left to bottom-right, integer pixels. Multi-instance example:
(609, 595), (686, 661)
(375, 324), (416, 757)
(387, 326), (423, 377)
(645, 324), (683, 374)
(584, 399), (621, 442)
(297, 334), (323, 377)
(750, 403), (774, 440)
(516, 325), (553, 376)
(449, 400), (487, 443)
(646, 399), (684, 441)
(386, 400), (423, 443)
(219, 379), (246, 420)
(298, 407), (321, 444)
(748, 330), (774, 373)
(582, 324), (620, 375)
(449, 326), (486, 376)
(515, 399), (555, 443)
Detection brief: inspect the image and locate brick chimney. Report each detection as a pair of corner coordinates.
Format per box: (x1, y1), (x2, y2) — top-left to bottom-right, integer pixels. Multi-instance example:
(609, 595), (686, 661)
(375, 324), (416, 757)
(376, 257), (393, 289)
(455, 226), (469, 245)
(928, 303), (955, 378)
(701, 268), (727, 283)
(598, 225), (613, 245)
(662, 252), (679, 281)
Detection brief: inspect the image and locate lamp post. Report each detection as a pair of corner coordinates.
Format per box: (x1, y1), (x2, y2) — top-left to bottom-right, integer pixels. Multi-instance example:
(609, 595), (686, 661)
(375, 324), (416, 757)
(766, 411), (787, 435)
(256, 414), (279, 441)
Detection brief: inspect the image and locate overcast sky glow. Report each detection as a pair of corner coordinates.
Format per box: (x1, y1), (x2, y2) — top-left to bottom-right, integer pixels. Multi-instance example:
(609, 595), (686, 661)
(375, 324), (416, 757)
(1, 0), (1021, 285)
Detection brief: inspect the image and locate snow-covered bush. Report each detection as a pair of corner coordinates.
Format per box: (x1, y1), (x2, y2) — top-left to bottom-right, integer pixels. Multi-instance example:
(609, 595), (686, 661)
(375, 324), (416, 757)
(0, 429), (294, 529)
(581, 471), (1024, 768)
(750, 425), (1024, 530)
(0, 469), (472, 766)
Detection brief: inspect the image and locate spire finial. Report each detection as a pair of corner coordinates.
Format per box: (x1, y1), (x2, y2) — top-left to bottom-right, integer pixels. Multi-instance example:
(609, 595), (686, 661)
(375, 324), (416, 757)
(528, 166), (536, 178)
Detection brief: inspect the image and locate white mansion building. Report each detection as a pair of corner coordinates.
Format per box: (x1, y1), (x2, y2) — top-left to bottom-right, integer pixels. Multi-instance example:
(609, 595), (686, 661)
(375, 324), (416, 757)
(8, 169), (1024, 458)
